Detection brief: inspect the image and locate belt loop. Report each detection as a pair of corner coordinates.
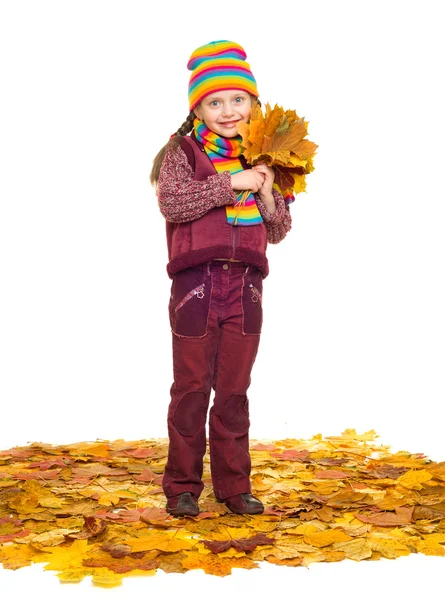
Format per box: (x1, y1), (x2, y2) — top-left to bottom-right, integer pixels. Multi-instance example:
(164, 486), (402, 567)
(244, 265), (250, 275)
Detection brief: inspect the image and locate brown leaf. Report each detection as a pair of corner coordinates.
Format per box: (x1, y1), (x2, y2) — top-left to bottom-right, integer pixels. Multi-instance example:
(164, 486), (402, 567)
(355, 506), (414, 526)
(412, 505), (445, 521)
(101, 542), (133, 558)
(65, 516), (107, 540)
(262, 117), (308, 154)
(203, 533), (274, 554)
(366, 465), (410, 479)
(83, 552), (159, 574)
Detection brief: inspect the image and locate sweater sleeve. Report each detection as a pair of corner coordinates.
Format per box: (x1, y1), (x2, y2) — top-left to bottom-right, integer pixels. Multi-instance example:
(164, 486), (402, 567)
(157, 143), (239, 223)
(255, 188), (292, 244)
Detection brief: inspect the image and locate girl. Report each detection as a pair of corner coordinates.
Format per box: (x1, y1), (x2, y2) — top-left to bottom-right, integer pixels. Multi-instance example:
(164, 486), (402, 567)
(150, 40), (292, 517)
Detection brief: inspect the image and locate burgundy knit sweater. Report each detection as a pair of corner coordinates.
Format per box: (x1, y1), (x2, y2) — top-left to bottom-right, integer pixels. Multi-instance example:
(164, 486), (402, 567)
(157, 144), (292, 244)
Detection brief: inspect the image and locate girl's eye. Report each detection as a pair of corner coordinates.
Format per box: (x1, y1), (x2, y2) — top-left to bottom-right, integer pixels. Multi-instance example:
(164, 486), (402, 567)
(210, 100), (220, 107)
(234, 97), (244, 103)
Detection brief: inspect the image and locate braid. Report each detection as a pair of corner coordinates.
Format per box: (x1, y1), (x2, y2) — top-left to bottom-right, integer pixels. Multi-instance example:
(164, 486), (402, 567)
(149, 112), (195, 186)
(174, 112), (195, 138)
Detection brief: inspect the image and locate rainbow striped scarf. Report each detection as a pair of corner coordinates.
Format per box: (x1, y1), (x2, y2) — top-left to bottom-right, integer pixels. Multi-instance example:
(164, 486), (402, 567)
(193, 119), (263, 226)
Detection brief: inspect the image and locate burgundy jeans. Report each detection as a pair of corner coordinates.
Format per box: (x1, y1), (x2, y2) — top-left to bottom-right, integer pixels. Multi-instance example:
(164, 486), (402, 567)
(162, 260), (263, 500)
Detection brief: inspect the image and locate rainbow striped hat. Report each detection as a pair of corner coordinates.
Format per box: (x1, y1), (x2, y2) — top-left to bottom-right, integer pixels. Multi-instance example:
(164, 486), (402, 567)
(187, 40), (259, 111)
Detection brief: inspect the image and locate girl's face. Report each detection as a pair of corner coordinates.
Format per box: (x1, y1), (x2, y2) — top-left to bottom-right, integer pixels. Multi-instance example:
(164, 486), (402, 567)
(194, 90), (254, 138)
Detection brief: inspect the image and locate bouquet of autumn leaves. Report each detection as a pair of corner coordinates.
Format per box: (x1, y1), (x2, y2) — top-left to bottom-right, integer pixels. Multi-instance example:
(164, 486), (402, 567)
(237, 102), (318, 205)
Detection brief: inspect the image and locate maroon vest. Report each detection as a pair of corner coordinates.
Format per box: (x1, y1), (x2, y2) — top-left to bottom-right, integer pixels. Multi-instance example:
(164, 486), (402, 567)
(165, 134), (269, 278)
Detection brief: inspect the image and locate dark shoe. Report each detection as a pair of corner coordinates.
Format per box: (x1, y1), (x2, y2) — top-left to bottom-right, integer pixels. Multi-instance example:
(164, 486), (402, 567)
(166, 492), (199, 517)
(219, 493), (264, 515)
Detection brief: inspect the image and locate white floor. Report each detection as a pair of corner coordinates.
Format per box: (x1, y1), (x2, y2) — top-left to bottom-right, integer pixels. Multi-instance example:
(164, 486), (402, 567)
(1, 552), (443, 599)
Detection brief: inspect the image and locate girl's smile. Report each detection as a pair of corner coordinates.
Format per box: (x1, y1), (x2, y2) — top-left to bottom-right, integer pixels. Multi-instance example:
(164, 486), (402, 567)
(219, 119), (241, 129)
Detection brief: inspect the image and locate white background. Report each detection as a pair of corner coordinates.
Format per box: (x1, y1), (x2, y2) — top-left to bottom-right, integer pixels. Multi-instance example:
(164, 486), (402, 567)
(1, 0), (444, 597)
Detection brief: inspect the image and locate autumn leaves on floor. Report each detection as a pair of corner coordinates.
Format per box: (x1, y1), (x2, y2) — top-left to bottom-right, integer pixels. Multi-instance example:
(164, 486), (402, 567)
(1, 429), (444, 586)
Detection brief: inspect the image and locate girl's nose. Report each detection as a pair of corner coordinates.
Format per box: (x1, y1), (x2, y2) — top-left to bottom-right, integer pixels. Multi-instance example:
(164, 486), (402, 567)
(222, 103), (235, 117)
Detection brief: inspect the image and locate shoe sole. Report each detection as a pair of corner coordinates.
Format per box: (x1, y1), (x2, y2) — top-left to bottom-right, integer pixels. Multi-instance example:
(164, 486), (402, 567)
(216, 499), (264, 515)
(167, 510), (199, 517)
(166, 505), (199, 517)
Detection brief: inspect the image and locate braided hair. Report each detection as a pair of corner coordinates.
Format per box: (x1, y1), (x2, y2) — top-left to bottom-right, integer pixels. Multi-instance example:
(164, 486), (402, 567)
(149, 112), (195, 186)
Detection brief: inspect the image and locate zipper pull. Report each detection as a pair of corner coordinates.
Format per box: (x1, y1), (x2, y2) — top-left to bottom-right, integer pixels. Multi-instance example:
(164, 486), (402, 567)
(195, 284), (205, 299)
(249, 283), (260, 303)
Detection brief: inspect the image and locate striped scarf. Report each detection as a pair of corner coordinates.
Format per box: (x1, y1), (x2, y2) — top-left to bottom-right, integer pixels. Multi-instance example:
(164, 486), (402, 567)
(193, 119), (263, 226)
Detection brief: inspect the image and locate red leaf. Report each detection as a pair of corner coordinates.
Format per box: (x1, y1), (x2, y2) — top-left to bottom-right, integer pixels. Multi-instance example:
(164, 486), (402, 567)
(95, 509), (143, 523)
(0, 529), (30, 543)
(270, 449), (310, 462)
(125, 448), (157, 459)
(314, 470), (352, 479)
(13, 470), (61, 480)
(133, 468), (163, 484)
(250, 443), (278, 451)
(140, 507), (171, 526)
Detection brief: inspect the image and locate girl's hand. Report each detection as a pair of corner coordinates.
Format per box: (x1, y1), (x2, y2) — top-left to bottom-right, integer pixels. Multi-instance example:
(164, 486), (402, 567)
(252, 163), (275, 199)
(231, 169), (265, 193)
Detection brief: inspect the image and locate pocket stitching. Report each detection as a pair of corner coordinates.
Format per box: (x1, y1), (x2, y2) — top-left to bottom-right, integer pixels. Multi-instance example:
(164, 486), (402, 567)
(171, 273), (213, 339)
(241, 272), (262, 336)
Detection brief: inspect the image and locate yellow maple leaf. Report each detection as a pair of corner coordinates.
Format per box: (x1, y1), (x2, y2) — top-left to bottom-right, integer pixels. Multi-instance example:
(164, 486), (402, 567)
(91, 567), (124, 587)
(57, 567), (92, 583)
(0, 543), (36, 569)
(397, 469), (433, 490)
(326, 429), (379, 442)
(181, 552), (258, 577)
(264, 103), (286, 137)
(290, 523), (319, 536)
(303, 529), (353, 548)
(39, 497), (65, 509)
(43, 539), (90, 571)
(332, 538), (373, 561)
(67, 442), (111, 458)
(30, 528), (79, 548)
(367, 535), (411, 559)
(412, 539), (445, 556)
(422, 532), (445, 544)
(8, 493), (43, 515)
(125, 531), (194, 553)
(98, 493), (120, 506)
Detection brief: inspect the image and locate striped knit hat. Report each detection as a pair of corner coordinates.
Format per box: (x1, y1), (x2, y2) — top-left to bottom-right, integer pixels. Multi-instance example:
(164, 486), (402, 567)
(187, 40), (259, 111)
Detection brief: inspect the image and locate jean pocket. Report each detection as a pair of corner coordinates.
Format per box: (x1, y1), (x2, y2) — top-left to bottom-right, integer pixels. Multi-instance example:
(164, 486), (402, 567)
(169, 267), (212, 338)
(241, 267), (263, 335)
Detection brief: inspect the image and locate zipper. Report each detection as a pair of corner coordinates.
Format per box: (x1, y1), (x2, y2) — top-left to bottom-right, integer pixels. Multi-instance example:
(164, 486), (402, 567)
(232, 225), (239, 259)
(249, 284), (262, 304)
(175, 283), (205, 313)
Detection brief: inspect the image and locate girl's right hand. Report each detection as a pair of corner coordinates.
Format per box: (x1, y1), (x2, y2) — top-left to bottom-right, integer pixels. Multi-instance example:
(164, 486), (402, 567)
(230, 169), (265, 193)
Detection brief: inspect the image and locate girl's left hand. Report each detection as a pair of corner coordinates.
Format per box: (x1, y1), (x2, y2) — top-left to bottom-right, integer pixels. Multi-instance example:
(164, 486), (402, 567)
(252, 163), (275, 204)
